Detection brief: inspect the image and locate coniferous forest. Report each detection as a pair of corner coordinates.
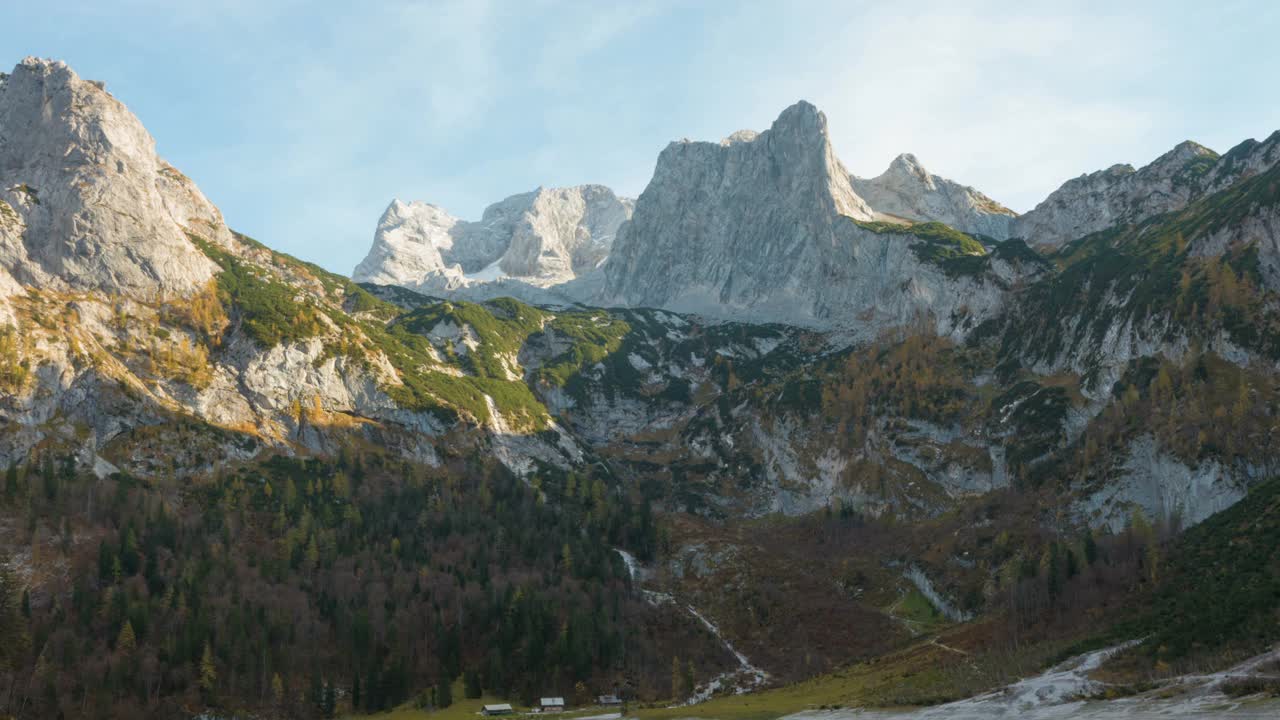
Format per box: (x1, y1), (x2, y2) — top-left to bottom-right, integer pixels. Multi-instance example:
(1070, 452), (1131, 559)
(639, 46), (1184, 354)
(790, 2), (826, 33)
(0, 448), (735, 718)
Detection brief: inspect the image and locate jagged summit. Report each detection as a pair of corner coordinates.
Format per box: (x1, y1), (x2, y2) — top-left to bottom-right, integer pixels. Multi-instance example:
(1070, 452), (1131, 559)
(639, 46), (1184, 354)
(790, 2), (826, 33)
(1012, 135), (1279, 246)
(887, 152), (930, 181)
(849, 152), (1016, 239)
(359, 100), (1025, 329)
(598, 101), (1030, 331)
(0, 56), (231, 299)
(720, 129), (760, 146)
(352, 184), (633, 296)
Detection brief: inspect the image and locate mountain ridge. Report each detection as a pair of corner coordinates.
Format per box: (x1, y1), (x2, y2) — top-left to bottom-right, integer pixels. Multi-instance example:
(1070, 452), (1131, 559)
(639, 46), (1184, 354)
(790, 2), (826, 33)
(3, 55), (1280, 720)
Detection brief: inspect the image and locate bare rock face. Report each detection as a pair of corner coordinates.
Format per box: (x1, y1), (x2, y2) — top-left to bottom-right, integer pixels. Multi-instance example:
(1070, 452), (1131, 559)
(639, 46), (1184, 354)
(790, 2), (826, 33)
(355, 100), (1027, 332)
(599, 101), (1024, 333)
(351, 199), (463, 288)
(352, 185), (633, 293)
(0, 57), (228, 298)
(851, 153), (1017, 239)
(602, 101), (871, 316)
(1014, 133), (1280, 247)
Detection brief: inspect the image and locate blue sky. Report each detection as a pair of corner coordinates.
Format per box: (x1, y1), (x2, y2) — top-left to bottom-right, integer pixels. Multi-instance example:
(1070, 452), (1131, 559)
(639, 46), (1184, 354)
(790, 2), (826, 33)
(4, 0), (1279, 274)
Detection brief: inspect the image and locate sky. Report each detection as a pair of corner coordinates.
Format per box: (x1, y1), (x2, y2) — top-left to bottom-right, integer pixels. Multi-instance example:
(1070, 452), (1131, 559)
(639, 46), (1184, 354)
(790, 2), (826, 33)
(3, 0), (1279, 274)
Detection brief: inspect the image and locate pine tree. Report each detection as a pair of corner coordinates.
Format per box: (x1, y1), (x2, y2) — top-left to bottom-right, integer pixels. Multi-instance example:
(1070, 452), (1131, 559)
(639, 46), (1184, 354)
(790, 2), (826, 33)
(1083, 529), (1098, 566)
(0, 551), (29, 671)
(3, 463), (16, 501)
(464, 668), (482, 699)
(305, 534), (320, 571)
(199, 641), (218, 695)
(116, 620), (137, 654)
(1044, 543), (1062, 602)
(41, 454), (57, 501)
(436, 675), (453, 708)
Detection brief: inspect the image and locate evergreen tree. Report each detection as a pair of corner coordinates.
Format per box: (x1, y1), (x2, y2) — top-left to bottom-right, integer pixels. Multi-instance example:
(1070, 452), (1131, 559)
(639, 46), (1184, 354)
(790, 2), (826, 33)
(41, 454), (57, 501)
(464, 668), (482, 699)
(116, 619), (137, 654)
(0, 551), (28, 671)
(4, 462), (16, 501)
(199, 641), (218, 696)
(435, 675), (453, 708)
(1083, 529), (1099, 566)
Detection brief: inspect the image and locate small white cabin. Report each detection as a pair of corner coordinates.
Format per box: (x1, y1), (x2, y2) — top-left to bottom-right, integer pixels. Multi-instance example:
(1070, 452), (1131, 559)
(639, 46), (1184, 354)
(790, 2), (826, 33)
(483, 704), (514, 716)
(540, 697), (566, 711)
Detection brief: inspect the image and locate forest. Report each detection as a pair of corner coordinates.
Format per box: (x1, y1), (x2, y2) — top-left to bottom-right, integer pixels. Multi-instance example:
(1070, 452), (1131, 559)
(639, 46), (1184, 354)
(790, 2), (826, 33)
(0, 446), (731, 719)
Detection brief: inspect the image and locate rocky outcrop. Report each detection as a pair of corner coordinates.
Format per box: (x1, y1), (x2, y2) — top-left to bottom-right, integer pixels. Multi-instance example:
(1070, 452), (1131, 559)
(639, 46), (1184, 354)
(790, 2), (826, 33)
(1075, 435), (1250, 532)
(3, 55), (1277, 541)
(352, 185), (633, 294)
(0, 57), (566, 476)
(600, 101), (1025, 334)
(1015, 132), (1280, 247)
(851, 153), (1017, 239)
(0, 57), (229, 298)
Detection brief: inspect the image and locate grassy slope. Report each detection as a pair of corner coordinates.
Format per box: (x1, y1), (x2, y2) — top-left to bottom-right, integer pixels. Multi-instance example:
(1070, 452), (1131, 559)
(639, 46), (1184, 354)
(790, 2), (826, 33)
(346, 679), (621, 720)
(188, 232), (644, 429)
(853, 220), (990, 277)
(631, 625), (1078, 720)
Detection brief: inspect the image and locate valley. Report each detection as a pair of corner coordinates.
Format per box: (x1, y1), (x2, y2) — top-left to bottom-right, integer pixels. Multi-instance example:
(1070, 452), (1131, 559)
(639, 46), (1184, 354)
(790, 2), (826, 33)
(0, 54), (1278, 719)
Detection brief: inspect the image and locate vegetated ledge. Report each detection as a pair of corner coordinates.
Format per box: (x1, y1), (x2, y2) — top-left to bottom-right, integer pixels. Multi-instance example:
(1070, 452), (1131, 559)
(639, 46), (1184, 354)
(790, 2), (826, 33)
(853, 219), (990, 277)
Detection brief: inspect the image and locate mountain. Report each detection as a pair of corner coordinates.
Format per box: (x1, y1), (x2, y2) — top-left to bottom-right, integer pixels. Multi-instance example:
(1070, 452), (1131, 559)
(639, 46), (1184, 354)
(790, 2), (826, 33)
(0, 57), (228, 300)
(355, 101), (1027, 333)
(850, 152), (1017, 238)
(352, 185), (633, 300)
(599, 101), (1042, 333)
(4, 56), (1280, 720)
(1014, 132), (1280, 246)
(0, 56), (600, 473)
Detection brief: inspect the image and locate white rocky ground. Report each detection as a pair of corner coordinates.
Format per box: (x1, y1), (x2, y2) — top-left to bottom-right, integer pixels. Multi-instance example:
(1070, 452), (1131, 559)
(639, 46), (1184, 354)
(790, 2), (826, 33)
(788, 644), (1280, 720)
(615, 548), (769, 705)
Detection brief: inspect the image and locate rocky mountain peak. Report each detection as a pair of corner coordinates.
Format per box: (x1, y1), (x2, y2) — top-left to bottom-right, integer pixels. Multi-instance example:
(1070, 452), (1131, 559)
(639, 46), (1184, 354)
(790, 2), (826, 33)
(768, 99), (824, 136)
(352, 184), (633, 294)
(0, 56), (229, 299)
(721, 129), (760, 146)
(886, 153), (932, 184)
(757, 100), (873, 221)
(849, 152), (1016, 239)
(1012, 137), (1263, 247)
(598, 101), (1026, 330)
